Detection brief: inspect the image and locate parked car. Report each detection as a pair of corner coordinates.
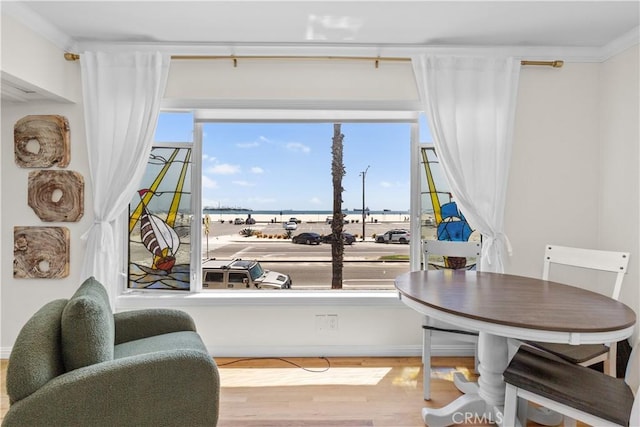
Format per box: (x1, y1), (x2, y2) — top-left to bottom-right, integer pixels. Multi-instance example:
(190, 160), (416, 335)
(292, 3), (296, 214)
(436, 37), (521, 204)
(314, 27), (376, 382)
(202, 258), (292, 289)
(321, 232), (356, 245)
(283, 221), (298, 231)
(233, 218), (245, 225)
(292, 232), (322, 245)
(375, 229), (410, 244)
(289, 217), (302, 224)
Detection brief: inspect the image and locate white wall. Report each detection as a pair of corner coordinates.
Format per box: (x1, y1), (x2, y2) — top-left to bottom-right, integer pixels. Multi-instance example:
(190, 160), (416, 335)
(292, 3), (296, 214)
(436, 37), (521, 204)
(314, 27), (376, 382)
(505, 49), (640, 314)
(2, 16), (638, 357)
(0, 101), (90, 350)
(598, 45), (640, 318)
(0, 14), (89, 353)
(164, 57), (419, 109)
(505, 63), (602, 281)
(1, 14), (80, 103)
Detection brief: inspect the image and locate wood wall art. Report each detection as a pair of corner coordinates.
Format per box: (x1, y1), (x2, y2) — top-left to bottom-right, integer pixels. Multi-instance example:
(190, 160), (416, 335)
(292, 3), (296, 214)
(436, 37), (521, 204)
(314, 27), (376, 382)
(28, 170), (84, 222)
(14, 115), (70, 168)
(14, 226), (70, 279)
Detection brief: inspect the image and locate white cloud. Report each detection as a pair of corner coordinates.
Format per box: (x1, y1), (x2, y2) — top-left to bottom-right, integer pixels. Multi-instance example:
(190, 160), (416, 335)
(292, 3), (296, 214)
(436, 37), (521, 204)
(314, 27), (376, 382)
(250, 167), (264, 174)
(310, 197), (322, 205)
(232, 180), (255, 187)
(286, 142), (311, 154)
(237, 135), (271, 148)
(380, 181), (393, 188)
(208, 163), (240, 175)
(202, 176), (218, 189)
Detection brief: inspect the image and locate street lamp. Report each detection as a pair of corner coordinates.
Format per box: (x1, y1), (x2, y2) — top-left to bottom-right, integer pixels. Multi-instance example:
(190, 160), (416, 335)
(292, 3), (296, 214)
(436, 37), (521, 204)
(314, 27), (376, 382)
(360, 166), (370, 242)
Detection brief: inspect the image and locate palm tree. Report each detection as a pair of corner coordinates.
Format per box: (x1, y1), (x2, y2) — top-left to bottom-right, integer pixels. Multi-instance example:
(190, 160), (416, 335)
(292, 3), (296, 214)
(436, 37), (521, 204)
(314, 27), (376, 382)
(331, 123), (345, 289)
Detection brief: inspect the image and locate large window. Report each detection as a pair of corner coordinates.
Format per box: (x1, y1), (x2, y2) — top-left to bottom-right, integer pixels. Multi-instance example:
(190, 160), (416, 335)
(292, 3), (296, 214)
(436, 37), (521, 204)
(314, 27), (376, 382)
(128, 112), (420, 292)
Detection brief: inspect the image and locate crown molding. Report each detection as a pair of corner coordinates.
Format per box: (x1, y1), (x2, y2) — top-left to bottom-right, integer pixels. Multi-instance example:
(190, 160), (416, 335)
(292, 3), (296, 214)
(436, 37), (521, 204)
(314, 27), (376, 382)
(2, 1), (76, 51)
(74, 40), (609, 63)
(600, 26), (640, 61)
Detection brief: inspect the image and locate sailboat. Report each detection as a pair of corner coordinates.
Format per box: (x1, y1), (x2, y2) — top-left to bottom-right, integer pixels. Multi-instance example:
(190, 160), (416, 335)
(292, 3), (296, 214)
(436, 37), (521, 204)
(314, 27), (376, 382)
(137, 189), (180, 272)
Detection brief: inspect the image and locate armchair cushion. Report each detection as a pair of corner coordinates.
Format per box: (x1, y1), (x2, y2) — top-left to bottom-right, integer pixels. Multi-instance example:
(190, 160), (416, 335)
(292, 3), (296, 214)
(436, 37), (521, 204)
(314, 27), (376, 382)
(114, 308), (196, 345)
(6, 299), (68, 403)
(114, 331), (207, 359)
(61, 277), (115, 371)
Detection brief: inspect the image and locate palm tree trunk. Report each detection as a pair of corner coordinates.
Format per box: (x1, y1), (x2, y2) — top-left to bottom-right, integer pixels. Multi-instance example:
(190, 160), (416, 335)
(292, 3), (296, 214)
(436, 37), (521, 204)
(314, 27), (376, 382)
(331, 124), (345, 289)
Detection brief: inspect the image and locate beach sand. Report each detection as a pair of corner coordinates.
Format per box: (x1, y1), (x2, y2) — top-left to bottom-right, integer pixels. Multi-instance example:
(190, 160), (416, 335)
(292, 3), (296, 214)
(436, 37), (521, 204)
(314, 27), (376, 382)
(203, 212), (413, 225)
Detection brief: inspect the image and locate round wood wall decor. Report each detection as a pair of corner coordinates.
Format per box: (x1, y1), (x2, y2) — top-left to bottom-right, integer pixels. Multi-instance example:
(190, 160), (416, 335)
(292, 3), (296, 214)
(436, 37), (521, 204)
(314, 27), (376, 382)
(28, 170), (84, 222)
(14, 226), (70, 279)
(14, 115), (70, 168)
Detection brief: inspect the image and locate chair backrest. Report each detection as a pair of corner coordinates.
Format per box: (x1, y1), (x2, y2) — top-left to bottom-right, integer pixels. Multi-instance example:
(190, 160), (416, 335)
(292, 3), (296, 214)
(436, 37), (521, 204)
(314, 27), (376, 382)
(6, 299), (68, 404)
(626, 339), (640, 425)
(542, 244), (629, 300)
(423, 240), (482, 271)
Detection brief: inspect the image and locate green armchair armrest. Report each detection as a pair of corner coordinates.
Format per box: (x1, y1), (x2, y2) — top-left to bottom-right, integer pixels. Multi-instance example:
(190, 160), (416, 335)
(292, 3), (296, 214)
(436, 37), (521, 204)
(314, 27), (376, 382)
(114, 309), (197, 344)
(2, 349), (219, 427)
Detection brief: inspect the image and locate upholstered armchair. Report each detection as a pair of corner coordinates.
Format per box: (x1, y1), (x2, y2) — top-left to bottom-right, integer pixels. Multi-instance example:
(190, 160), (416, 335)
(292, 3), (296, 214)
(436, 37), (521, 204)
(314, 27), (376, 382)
(3, 277), (219, 426)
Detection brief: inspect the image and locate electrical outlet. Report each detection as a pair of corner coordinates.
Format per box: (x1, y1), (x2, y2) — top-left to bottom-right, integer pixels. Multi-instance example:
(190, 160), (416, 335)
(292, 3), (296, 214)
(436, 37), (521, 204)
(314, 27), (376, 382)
(327, 314), (338, 330)
(316, 314), (338, 332)
(316, 314), (327, 332)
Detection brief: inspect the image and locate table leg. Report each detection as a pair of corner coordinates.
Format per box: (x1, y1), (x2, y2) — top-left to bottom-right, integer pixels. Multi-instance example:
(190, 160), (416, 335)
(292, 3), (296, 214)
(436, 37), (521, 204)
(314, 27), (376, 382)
(477, 332), (509, 408)
(453, 371), (478, 394)
(422, 332), (508, 426)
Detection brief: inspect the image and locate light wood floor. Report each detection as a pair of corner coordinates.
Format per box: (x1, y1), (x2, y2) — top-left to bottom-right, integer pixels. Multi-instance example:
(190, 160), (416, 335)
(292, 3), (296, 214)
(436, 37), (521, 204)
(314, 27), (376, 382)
(1, 356), (582, 426)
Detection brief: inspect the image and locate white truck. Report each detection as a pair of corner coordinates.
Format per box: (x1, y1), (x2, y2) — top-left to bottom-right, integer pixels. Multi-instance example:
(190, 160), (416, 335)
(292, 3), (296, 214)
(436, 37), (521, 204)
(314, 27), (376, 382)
(202, 258), (292, 290)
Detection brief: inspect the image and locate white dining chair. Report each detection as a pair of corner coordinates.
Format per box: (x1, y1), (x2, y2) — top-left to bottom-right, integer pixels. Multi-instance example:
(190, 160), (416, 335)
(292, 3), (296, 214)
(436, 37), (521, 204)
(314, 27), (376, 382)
(421, 239), (481, 400)
(503, 338), (640, 427)
(527, 244), (630, 377)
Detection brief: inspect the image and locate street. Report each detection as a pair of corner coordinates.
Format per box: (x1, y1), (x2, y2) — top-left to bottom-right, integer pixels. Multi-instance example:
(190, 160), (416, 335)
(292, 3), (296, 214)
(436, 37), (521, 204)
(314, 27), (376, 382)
(202, 220), (416, 289)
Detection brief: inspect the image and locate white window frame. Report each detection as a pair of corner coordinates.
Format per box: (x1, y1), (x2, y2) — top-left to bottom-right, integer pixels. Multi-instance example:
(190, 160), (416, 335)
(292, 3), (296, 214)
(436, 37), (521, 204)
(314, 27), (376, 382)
(117, 109), (421, 309)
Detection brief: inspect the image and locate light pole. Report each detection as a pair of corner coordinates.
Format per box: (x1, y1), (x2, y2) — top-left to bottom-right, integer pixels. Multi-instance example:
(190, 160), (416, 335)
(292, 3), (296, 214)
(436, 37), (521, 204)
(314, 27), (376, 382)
(360, 166), (370, 242)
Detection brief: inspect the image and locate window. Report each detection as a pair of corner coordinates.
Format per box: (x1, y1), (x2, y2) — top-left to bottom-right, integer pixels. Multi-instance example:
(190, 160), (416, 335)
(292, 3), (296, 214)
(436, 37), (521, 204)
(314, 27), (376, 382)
(127, 113), (194, 290)
(204, 271), (223, 282)
(127, 111), (420, 292)
(418, 114), (479, 268)
(229, 273), (247, 283)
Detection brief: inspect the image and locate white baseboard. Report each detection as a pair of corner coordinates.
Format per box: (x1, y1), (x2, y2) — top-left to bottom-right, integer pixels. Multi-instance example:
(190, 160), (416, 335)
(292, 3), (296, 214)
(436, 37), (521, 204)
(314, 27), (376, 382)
(207, 343), (475, 358)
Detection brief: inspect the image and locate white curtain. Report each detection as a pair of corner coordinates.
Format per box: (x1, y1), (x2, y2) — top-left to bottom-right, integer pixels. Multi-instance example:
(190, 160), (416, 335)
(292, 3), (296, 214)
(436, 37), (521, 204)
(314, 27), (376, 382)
(412, 55), (520, 272)
(80, 51), (170, 299)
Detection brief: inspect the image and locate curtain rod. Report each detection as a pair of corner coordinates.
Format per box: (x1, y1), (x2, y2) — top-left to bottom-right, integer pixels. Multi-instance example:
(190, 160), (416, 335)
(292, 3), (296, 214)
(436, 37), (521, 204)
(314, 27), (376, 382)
(63, 52), (563, 68)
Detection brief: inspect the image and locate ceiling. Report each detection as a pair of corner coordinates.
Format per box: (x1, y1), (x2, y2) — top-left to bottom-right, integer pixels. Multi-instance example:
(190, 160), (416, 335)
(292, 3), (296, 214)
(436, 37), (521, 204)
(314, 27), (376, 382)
(3, 1), (639, 103)
(8, 1), (640, 50)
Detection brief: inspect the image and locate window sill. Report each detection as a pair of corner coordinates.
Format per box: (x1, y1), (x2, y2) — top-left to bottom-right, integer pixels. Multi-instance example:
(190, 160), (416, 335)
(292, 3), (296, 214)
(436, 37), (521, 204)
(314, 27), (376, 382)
(116, 289), (403, 309)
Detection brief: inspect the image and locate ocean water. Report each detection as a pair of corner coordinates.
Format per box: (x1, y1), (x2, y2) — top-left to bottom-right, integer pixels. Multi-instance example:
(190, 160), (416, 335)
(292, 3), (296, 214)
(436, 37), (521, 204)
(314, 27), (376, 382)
(203, 208), (410, 216)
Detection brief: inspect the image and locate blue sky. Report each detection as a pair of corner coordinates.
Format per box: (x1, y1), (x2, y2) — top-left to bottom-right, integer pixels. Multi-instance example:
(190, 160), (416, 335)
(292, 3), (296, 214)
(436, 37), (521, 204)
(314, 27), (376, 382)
(155, 113), (433, 211)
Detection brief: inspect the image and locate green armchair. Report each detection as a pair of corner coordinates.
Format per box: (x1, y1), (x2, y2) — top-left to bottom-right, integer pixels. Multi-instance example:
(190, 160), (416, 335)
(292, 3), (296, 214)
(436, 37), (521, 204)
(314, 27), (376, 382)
(3, 277), (219, 426)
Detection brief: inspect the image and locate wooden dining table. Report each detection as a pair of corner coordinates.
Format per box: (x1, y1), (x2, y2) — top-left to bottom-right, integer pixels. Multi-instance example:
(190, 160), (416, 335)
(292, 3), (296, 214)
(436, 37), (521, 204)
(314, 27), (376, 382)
(395, 270), (636, 427)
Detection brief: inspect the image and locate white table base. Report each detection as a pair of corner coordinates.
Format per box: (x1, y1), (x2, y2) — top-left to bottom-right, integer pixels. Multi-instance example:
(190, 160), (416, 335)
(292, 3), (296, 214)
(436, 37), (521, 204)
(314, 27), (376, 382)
(423, 332), (508, 426)
(423, 333), (564, 427)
